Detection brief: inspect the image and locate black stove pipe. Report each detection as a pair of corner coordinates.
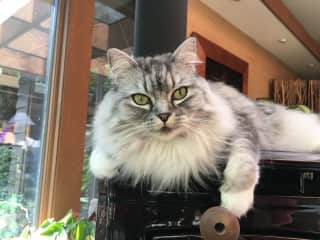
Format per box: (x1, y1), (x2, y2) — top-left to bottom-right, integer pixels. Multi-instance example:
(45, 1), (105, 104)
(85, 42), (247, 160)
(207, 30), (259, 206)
(133, 0), (187, 57)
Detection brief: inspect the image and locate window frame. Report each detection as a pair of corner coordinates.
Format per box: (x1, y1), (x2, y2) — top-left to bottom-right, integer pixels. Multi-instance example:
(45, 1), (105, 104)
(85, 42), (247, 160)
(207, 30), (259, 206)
(38, 0), (94, 223)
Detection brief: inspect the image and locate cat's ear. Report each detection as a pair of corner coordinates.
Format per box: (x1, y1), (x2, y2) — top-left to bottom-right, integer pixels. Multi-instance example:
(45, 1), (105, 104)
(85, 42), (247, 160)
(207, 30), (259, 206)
(172, 37), (202, 69)
(107, 48), (137, 77)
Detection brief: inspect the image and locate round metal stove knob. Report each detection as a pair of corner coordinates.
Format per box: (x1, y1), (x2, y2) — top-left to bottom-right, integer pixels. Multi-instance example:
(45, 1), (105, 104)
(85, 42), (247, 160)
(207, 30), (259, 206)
(200, 207), (240, 240)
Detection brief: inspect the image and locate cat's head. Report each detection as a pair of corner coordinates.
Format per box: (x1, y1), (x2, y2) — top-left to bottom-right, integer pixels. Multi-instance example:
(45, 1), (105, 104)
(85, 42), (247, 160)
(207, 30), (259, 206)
(106, 38), (213, 140)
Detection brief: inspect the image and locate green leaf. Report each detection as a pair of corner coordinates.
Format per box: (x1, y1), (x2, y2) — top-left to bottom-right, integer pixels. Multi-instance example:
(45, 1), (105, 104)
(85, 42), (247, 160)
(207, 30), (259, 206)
(75, 220), (88, 240)
(59, 209), (76, 226)
(20, 225), (31, 239)
(288, 104), (312, 113)
(88, 222), (96, 236)
(40, 222), (64, 236)
(86, 235), (95, 240)
(66, 222), (78, 239)
(39, 218), (54, 228)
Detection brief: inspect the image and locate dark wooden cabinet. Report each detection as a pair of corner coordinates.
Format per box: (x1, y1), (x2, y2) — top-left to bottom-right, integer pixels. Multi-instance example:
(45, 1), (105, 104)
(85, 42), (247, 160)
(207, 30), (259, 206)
(96, 151), (320, 239)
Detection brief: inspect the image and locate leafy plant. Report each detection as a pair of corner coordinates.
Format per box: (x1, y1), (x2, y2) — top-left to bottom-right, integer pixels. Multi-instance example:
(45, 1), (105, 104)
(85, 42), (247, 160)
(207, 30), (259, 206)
(0, 86), (17, 122)
(0, 146), (30, 240)
(20, 210), (95, 240)
(287, 104), (312, 113)
(81, 148), (91, 194)
(0, 145), (12, 197)
(0, 194), (30, 240)
(256, 99), (312, 113)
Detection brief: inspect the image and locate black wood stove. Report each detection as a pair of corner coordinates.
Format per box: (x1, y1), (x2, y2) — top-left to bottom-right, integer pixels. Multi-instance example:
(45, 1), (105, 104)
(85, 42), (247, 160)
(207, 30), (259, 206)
(96, 151), (320, 239)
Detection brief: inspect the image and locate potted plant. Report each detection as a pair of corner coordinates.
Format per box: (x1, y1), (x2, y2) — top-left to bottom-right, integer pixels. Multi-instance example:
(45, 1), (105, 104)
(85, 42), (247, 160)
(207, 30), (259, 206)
(19, 210), (95, 240)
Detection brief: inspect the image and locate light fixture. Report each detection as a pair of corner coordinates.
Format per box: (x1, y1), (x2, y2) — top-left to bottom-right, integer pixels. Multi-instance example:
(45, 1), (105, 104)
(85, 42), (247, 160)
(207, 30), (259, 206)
(0, 0), (31, 24)
(278, 38), (288, 43)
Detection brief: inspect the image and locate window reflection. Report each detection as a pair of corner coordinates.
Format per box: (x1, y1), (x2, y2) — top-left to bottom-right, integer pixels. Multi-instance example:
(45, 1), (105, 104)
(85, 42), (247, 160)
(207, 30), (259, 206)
(0, 0), (57, 238)
(80, 0), (135, 217)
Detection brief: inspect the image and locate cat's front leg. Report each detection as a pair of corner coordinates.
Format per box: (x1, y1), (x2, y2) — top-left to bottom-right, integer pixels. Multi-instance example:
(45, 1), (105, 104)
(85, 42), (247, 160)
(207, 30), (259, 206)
(220, 140), (259, 218)
(89, 148), (118, 179)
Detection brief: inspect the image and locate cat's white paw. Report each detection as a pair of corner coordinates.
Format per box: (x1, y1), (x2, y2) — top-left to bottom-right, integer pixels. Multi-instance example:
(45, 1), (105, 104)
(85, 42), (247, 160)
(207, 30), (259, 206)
(220, 185), (255, 218)
(89, 149), (117, 179)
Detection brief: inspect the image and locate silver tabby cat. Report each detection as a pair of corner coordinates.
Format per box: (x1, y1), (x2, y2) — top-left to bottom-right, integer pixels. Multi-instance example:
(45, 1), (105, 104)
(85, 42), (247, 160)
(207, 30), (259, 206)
(90, 38), (320, 217)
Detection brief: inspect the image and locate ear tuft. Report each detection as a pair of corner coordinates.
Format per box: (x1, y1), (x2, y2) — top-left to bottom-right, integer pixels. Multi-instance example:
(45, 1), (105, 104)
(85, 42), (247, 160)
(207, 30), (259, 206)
(107, 48), (137, 77)
(172, 37), (202, 68)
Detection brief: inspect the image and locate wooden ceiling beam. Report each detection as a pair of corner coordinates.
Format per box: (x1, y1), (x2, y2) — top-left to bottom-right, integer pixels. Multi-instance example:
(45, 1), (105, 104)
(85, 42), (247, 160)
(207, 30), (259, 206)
(262, 0), (320, 62)
(0, 48), (45, 76)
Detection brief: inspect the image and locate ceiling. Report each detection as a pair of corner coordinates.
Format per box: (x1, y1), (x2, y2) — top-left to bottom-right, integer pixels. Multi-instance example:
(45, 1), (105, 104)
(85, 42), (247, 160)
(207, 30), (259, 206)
(201, 0), (320, 79)
(0, 0), (51, 76)
(282, 0), (320, 45)
(1, 0), (319, 80)
(0, 0), (134, 78)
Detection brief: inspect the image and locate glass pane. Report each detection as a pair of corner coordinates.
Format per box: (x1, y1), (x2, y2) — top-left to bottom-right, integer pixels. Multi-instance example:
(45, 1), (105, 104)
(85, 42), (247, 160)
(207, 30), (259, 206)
(80, 0), (135, 218)
(0, 0), (58, 238)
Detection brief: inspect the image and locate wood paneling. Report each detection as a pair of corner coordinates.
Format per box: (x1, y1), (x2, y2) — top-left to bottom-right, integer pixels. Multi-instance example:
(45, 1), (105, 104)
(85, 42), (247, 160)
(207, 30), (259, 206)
(9, 28), (49, 58)
(92, 22), (108, 50)
(14, 0), (35, 23)
(40, 17), (51, 29)
(38, 0), (94, 222)
(0, 0), (51, 76)
(0, 48), (45, 75)
(14, 0), (51, 23)
(0, 18), (29, 45)
(262, 0), (320, 62)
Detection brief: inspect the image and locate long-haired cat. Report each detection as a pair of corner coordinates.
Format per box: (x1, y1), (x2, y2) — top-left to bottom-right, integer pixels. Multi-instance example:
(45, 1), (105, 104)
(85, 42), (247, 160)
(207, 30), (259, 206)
(89, 38), (320, 218)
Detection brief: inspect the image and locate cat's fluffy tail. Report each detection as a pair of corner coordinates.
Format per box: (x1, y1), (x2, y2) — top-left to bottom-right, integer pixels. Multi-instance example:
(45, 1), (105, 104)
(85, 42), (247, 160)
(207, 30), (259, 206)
(266, 108), (320, 152)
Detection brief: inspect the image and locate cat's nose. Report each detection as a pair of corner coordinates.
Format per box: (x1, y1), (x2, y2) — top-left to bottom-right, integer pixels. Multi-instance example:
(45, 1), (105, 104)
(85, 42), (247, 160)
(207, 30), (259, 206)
(157, 112), (172, 123)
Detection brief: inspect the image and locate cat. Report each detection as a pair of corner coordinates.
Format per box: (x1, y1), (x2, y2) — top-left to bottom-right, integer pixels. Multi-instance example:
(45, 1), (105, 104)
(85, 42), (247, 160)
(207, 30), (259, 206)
(89, 37), (320, 218)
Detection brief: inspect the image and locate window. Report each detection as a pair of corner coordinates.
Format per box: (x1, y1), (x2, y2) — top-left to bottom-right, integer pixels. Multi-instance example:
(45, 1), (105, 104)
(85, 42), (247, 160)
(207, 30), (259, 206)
(80, 0), (135, 217)
(0, 0), (59, 238)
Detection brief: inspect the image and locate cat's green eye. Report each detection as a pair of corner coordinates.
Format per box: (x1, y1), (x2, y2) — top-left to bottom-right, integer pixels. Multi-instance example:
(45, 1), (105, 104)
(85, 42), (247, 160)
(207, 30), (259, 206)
(132, 94), (150, 105)
(173, 87), (188, 101)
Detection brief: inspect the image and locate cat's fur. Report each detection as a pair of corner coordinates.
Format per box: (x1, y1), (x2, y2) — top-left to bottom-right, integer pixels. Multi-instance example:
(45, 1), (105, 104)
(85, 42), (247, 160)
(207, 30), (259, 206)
(90, 38), (320, 217)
